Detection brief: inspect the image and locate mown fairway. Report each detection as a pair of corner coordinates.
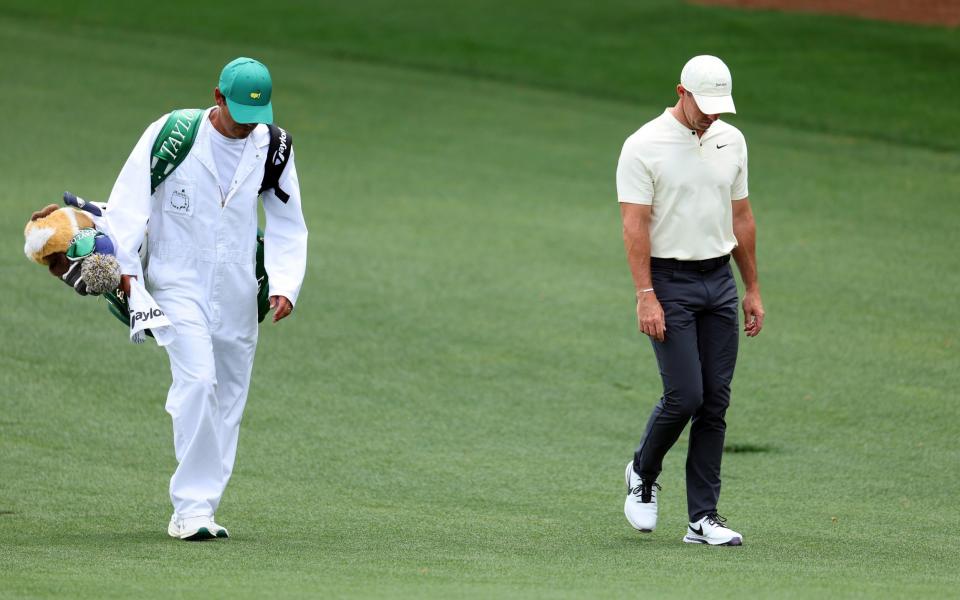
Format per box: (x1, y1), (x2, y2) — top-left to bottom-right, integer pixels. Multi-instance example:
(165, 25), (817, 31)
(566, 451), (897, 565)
(1, 2), (958, 598)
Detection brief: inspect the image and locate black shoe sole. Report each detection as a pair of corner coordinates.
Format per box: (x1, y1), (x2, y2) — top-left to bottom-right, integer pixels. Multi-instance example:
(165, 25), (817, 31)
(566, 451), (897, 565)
(684, 535), (742, 546)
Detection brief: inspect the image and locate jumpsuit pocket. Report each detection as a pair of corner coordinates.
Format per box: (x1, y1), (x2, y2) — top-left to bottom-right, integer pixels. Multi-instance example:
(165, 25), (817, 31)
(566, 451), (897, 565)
(163, 180), (196, 217)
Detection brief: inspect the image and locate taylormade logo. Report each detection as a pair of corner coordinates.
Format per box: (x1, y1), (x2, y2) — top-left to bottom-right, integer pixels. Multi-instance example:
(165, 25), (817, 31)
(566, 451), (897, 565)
(70, 228), (98, 246)
(130, 307), (165, 325)
(272, 129), (288, 166)
(157, 111), (200, 162)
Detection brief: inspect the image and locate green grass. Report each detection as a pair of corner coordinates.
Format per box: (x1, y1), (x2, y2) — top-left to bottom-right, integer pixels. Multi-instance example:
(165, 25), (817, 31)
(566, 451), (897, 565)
(1, 2), (959, 598)
(5, 0), (959, 152)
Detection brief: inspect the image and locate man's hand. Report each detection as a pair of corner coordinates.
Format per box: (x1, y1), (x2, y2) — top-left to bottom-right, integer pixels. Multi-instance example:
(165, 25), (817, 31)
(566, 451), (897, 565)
(120, 274), (137, 296)
(742, 289), (765, 337)
(637, 292), (666, 342)
(269, 295), (293, 322)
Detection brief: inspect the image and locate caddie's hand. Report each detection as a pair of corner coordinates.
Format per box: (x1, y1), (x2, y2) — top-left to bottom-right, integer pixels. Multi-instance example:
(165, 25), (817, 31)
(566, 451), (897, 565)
(637, 291), (666, 342)
(61, 260), (88, 296)
(120, 274), (137, 297)
(742, 290), (765, 337)
(269, 295), (293, 323)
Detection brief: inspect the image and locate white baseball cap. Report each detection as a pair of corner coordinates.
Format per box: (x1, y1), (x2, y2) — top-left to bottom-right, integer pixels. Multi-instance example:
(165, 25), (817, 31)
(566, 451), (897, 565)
(680, 55), (736, 115)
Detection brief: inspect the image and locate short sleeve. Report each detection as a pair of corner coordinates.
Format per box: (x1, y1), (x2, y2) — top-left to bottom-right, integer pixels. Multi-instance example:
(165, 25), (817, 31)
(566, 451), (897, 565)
(616, 139), (654, 205)
(731, 138), (748, 201)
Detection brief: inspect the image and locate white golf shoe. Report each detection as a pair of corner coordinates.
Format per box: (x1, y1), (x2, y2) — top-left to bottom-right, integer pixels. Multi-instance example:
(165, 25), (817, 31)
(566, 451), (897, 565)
(624, 461), (660, 532)
(210, 519), (229, 539)
(167, 515), (229, 541)
(683, 513), (742, 546)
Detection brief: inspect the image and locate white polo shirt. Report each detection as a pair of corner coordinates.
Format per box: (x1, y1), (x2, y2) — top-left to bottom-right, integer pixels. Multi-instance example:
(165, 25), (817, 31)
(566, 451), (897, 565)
(616, 109), (748, 261)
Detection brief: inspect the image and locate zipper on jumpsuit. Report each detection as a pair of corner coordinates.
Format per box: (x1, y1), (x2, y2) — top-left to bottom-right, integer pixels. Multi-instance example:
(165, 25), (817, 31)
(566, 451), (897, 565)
(212, 184), (230, 326)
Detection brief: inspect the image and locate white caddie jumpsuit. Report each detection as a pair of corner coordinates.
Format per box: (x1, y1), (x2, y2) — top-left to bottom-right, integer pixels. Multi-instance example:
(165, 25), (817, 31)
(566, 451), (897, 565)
(105, 108), (308, 519)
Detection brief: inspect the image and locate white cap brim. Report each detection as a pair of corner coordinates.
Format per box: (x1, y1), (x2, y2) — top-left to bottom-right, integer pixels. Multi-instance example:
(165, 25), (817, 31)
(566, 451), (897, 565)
(692, 93), (736, 115)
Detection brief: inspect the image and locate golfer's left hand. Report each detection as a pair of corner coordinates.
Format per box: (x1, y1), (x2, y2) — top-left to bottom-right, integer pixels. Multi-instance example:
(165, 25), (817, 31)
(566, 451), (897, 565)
(742, 290), (765, 337)
(269, 295), (293, 323)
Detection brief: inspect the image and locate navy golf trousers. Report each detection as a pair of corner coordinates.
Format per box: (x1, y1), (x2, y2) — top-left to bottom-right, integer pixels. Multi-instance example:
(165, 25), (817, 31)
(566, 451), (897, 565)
(634, 258), (739, 522)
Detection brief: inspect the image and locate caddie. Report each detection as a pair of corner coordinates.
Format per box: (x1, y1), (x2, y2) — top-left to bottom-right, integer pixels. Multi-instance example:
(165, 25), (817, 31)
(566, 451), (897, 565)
(105, 57), (308, 541)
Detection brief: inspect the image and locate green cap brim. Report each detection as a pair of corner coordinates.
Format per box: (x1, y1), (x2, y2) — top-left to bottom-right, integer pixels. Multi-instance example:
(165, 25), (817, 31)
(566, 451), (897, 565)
(226, 97), (273, 124)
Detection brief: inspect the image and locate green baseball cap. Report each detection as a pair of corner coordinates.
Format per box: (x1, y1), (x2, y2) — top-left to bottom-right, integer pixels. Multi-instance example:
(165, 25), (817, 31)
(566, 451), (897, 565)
(219, 57), (273, 124)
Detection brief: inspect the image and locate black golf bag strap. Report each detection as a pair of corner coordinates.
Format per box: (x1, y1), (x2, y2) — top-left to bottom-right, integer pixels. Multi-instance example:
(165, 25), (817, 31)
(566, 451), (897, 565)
(259, 124), (293, 203)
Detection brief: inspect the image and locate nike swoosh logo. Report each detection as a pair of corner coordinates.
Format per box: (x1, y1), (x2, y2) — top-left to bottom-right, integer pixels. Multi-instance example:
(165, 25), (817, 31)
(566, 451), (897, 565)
(716, 144), (729, 149)
(691, 524), (704, 535)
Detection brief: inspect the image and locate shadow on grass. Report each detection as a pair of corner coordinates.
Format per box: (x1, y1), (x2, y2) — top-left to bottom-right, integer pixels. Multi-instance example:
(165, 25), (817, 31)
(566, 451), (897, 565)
(605, 532), (751, 557)
(606, 532), (678, 548)
(26, 529), (252, 548)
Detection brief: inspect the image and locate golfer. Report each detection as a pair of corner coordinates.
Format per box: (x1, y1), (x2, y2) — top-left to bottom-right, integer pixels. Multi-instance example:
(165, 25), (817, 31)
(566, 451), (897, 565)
(106, 57), (308, 540)
(617, 55), (764, 546)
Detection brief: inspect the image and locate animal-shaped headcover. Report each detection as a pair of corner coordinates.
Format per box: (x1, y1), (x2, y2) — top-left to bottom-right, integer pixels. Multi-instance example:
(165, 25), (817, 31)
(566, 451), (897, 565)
(24, 205), (95, 267)
(24, 193), (121, 296)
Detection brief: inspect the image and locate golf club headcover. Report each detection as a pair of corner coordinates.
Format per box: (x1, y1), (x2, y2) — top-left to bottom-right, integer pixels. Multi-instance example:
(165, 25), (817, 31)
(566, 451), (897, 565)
(81, 253), (122, 295)
(23, 206), (95, 266)
(62, 228), (120, 296)
(61, 260), (88, 296)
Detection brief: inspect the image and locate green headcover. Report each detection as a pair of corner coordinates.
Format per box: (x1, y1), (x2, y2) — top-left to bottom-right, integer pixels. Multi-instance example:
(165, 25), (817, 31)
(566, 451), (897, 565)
(65, 228), (99, 261)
